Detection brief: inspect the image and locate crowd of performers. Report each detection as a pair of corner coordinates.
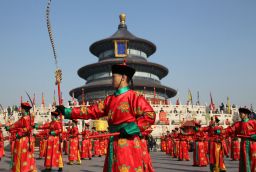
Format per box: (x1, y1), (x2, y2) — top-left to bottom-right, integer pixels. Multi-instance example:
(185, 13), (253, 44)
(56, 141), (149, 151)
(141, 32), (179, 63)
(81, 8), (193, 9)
(0, 104), (147, 172)
(0, 105), (256, 172)
(0, 101), (155, 172)
(0, 62), (255, 172)
(0, 63), (158, 172)
(160, 107), (256, 172)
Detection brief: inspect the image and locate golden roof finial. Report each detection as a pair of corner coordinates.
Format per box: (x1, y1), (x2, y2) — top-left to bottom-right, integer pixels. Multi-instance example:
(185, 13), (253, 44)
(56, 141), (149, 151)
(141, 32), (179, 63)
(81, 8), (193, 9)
(119, 13), (126, 25)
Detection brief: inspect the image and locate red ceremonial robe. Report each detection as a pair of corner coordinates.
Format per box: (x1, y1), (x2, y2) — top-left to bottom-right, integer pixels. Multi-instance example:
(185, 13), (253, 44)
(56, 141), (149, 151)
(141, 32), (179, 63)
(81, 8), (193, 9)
(64, 88), (156, 172)
(193, 130), (208, 166)
(227, 119), (256, 172)
(81, 129), (92, 159)
(230, 137), (240, 161)
(68, 126), (81, 164)
(178, 133), (190, 161)
(38, 120), (63, 169)
(91, 131), (100, 156)
(9, 115), (37, 172)
(200, 125), (226, 172)
(0, 130), (5, 158)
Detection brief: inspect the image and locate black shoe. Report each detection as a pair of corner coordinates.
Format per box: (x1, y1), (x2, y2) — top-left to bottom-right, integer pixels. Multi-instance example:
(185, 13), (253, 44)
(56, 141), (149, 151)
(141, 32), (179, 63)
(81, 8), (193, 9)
(89, 158), (92, 160)
(99, 155), (101, 157)
(58, 168), (63, 172)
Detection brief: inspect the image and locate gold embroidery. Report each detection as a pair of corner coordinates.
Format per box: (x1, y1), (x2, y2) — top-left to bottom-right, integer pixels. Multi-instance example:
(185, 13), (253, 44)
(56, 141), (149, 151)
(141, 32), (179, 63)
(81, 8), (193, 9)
(23, 162), (28, 166)
(118, 138), (128, 148)
(134, 107), (143, 116)
(146, 112), (155, 119)
(134, 137), (140, 148)
(135, 166), (143, 172)
(118, 165), (130, 172)
(22, 149), (27, 153)
(81, 106), (88, 115)
(118, 102), (130, 113)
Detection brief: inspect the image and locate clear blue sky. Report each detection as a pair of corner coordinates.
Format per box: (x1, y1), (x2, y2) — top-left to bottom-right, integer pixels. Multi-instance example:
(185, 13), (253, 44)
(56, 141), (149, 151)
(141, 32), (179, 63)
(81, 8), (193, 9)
(0, 0), (255, 109)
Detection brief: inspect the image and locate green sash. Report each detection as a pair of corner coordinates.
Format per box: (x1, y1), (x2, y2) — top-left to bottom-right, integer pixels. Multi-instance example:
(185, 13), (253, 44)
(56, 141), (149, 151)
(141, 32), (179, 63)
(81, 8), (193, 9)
(108, 122), (141, 172)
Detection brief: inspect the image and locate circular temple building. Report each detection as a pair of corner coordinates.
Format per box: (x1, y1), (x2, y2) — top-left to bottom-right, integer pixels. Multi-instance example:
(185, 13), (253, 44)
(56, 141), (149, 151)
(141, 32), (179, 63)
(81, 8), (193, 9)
(70, 13), (177, 104)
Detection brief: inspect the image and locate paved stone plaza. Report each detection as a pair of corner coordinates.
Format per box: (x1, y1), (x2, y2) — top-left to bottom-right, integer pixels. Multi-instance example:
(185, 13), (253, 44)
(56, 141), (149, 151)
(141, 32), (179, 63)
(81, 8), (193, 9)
(0, 148), (239, 172)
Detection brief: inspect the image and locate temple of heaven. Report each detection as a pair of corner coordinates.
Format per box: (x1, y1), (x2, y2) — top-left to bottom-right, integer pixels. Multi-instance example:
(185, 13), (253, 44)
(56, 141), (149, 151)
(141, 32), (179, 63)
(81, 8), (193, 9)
(70, 13), (177, 104)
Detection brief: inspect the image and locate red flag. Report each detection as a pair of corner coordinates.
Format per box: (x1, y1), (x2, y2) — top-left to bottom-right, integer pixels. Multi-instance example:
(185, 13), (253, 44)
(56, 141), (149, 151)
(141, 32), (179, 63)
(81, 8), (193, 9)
(176, 98), (180, 105)
(209, 92), (215, 111)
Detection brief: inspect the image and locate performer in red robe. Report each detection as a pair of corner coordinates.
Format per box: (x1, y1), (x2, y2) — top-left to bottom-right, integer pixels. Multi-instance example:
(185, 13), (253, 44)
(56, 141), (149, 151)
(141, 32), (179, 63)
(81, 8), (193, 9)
(160, 134), (166, 152)
(57, 63), (156, 172)
(193, 123), (208, 166)
(99, 131), (106, 156)
(63, 124), (71, 155)
(141, 129), (155, 172)
(35, 111), (63, 172)
(165, 131), (171, 155)
(230, 136), (240, 161)
(172, 129), (179, 158)
(226, 107), (256, 172)
(168, 130), (175, 157)
(200, 117), (227, 172)
(81, 123), (92, 160)
(178, 128), (190, 161)
(104, 133), (109, 155)
(5, 102), (37, 172)
(68, 119), (81, 165)
(37, 123), (49, 159)
(91, 127), (100, 157)
(0, 127), (5, 160)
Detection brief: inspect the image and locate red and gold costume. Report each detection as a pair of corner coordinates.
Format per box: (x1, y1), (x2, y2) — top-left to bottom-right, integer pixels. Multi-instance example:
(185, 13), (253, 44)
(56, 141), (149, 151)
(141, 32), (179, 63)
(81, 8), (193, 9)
(165, 132), (171, 155)
(68, 122), (81, 164)
(91, 130), (100, 157)
(227, 118), (256, 172)
(178, 132), (190, 161)
(230, 136), (240, 161)
(36, 123), (49, 159)
(81, 126), (92, 159)
(200, 124), (226, 172)
(8, 104), (37, 172)
(141, 131), (154, 172)
(37, 117), (63, 170)
(160, 135), (166, 152)
(193, 127), (208, 166)
(0, 128), (5, 159)
(62, 87), (155, 172)
(172, 131), (179, 158)
(99, 133), (106, 156)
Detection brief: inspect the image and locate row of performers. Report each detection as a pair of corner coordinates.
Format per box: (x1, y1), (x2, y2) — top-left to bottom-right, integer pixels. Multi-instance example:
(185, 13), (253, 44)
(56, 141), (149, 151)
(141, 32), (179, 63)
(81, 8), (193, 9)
(0, 101), (155, 172)
(35, 121), (109, 162)
(160, 107), (256, 172)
